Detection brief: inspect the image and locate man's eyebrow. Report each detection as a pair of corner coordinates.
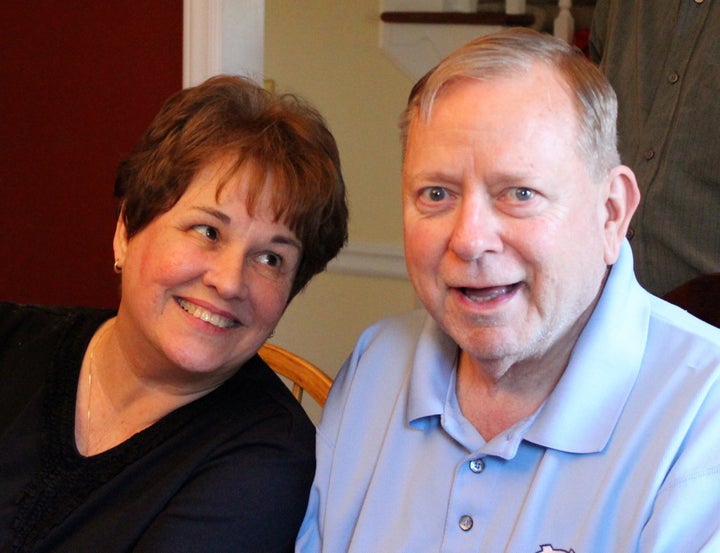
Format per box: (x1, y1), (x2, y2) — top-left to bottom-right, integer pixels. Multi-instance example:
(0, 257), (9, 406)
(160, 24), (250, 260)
(411, 168), (536, 184)
(409, 170), (461, 184)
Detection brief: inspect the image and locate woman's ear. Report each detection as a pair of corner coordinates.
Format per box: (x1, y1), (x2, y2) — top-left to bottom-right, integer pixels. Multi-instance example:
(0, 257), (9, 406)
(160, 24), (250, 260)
(602, 165), (641, 265)
(113, 212), (129, 271)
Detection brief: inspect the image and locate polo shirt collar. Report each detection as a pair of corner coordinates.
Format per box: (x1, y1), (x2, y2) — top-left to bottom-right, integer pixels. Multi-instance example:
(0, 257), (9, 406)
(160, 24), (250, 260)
(407, 313), (457, 424)
(406, 240), (651, 456)
(526, 240), (650, 453)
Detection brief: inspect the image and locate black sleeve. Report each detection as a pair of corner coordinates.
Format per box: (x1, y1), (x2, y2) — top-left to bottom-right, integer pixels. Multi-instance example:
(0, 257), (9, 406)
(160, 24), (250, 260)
(132, 414), (315, 553)
(0, 302), (69, 430)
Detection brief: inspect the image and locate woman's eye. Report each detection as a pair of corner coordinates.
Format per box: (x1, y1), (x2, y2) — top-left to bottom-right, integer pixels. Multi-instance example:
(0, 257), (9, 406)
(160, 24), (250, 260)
(193, 224), (219, 241)
(422, 186), (448, 202)
(257, 252), (282, 268)
(512, 187), (535, 201)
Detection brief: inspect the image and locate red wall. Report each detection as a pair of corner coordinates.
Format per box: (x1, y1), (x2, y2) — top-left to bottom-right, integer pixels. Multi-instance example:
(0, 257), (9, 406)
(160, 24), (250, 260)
(0, 2), (182, 308)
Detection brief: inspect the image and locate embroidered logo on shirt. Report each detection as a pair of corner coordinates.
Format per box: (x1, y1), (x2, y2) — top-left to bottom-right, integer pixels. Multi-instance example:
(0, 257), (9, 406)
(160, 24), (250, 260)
(535, 545), (575, 553)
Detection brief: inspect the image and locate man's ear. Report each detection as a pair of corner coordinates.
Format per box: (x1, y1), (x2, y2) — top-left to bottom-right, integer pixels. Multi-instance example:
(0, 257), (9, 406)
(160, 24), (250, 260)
(602, 165), (640, 265)
(113, 211), (129, 270)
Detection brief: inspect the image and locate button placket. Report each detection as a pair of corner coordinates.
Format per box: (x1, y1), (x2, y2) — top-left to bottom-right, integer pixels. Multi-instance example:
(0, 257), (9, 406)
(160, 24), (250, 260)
(459, 514), (474, 531)
(469, 458), (485, 473)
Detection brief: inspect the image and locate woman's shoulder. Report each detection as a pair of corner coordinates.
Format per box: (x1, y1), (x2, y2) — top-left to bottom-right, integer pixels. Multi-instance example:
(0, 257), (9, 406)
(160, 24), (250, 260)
(0, 302), (116, 385)
(235, 354), (315, 431)
(0, 302), (112, 411)
(0, 302), (72, 348)
(184, 352), (316, 450)
(0, 302), (112, 349)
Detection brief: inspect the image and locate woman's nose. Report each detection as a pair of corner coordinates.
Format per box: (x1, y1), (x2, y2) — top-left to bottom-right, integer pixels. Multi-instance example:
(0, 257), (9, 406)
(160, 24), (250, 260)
(203, 249), (248, 299)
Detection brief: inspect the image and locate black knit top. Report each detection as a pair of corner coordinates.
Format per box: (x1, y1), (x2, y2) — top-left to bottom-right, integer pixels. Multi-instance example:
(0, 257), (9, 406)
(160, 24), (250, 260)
(0, 302), (315, 552)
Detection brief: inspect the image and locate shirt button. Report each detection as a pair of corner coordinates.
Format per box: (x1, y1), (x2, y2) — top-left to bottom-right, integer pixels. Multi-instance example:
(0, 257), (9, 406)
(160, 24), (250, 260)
(644, 149), (655, 161)
(459, 515), (474, 531)
(469, 458), (485, 473)
(668, 72), (680, 84)
(627, 227), (635, 240)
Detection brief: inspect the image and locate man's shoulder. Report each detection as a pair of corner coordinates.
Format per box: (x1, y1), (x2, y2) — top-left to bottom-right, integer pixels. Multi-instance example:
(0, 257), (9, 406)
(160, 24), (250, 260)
(323, 311), (431, 417)
(649, 296), (720, 351)
(355, 309), (431, 352)
(641, 297), (720, 405)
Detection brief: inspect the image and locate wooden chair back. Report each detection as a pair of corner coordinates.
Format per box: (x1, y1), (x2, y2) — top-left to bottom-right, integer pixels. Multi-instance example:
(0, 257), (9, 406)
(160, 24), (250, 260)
(259, 343), (333, 406)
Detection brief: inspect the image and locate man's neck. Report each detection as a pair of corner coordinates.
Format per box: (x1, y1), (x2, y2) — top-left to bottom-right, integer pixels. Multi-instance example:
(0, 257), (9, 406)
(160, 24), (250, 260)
(455, 349), (568, 441)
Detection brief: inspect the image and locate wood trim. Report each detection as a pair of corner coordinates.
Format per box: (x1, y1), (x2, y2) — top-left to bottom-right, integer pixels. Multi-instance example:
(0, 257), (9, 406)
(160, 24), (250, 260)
(381, 11), (535, 26)
(327, 242), (408, 280)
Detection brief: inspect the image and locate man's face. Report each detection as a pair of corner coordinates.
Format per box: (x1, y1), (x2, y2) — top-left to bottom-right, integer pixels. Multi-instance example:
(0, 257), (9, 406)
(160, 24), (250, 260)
(402, 66), (615, 370)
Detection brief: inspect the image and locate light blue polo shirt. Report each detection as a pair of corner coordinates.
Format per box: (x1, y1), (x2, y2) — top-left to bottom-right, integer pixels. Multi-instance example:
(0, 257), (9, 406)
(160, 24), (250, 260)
(296, 242), (720, 553)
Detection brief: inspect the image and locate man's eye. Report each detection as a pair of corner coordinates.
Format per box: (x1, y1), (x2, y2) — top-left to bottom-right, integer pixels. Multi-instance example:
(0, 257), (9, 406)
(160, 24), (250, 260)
(422, 186), (448, 202)
(193, 224), (219, 241)
(512, 187), (535, 201)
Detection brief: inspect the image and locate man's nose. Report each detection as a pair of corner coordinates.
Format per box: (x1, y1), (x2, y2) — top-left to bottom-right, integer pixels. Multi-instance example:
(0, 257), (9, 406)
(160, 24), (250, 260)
(448, 196), (503, 262)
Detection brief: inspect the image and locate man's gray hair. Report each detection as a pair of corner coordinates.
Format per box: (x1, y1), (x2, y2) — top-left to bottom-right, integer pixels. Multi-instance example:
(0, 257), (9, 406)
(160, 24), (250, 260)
(400, 28), (620, 183)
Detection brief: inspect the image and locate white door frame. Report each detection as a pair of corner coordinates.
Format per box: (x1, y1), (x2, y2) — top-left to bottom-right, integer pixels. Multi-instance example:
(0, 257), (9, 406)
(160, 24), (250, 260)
(183, 0), (265, 88)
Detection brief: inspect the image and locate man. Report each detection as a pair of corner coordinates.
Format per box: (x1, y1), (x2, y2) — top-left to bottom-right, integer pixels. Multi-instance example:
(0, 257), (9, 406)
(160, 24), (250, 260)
(590, 0), (720, 296)
(297, 29), (720, 552)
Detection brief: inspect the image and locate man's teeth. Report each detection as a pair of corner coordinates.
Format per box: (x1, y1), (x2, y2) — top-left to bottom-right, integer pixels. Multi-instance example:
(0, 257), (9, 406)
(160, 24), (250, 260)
(464, 285), (513, 302)
(177, 299), (236, 328)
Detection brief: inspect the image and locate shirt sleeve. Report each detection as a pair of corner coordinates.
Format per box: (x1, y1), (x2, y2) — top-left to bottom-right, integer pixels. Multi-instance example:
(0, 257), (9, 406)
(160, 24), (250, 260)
(294, 371), (352, 553)
(639, 378), (720, 552)
(639, 465), (720, 551)
(294, 435), (330, 553)
(294, 346), (363, 553)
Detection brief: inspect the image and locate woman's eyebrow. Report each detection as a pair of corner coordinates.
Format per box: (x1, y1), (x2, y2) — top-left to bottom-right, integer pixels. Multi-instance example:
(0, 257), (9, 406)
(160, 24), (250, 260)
(193, 205), (302, 250)
(271, 234), (302, 250)
(192, 205), (231, 224)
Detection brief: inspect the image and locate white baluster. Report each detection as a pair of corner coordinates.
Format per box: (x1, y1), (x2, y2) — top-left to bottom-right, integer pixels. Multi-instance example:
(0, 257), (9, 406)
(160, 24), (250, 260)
(554, 0), (574, 43)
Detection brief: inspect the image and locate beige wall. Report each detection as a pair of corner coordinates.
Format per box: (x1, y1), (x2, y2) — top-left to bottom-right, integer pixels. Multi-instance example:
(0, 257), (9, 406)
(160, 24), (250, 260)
(263, 3), (595, 423)
(265, 2), (420, 422)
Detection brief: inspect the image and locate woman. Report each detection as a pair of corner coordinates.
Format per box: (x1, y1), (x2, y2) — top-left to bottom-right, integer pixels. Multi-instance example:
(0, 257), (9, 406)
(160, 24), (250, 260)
(0, 75), (348, 552)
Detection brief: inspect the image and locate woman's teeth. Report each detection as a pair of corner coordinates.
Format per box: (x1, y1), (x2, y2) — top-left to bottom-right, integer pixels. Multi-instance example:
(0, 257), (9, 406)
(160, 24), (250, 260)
(177, 298), (236, 328)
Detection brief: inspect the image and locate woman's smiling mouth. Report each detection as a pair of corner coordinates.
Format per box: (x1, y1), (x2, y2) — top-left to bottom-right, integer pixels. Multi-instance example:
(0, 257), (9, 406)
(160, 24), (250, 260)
(176, 298), (239, 328)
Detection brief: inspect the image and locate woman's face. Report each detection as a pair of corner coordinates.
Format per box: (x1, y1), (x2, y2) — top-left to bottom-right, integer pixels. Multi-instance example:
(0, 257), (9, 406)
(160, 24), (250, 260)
(113, 156), (301, 387)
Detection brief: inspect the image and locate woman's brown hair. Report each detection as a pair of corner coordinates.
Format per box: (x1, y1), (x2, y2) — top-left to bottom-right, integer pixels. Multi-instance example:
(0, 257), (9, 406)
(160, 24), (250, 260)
(115, 75), (348, 297)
